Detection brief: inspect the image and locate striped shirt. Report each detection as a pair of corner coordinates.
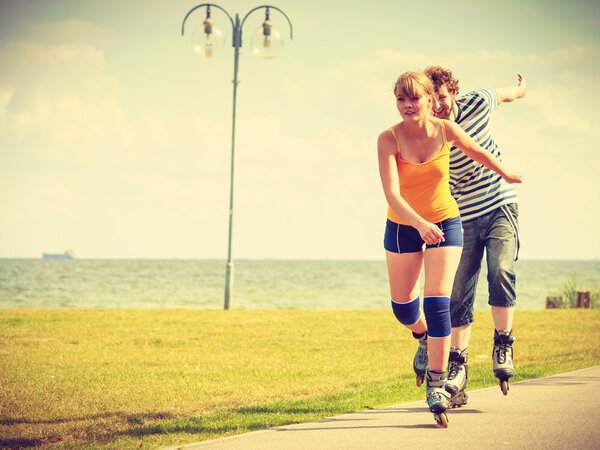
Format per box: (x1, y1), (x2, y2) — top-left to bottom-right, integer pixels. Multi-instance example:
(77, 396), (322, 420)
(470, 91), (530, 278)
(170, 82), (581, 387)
(450, 88), (518, 222)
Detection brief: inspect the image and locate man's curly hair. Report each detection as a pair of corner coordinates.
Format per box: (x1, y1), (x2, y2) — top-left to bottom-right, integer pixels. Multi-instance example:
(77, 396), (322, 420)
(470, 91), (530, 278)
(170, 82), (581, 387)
(424, 66), (459, 95)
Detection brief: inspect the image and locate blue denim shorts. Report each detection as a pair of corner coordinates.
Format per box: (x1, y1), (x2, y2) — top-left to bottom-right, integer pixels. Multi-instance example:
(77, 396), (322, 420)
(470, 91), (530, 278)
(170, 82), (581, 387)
(384, 216), (463, 254)
(450, 203), (519, 327)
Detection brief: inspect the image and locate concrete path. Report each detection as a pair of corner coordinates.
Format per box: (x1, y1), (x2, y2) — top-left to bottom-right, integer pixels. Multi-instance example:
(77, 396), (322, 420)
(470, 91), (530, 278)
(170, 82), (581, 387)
(168, 366), (600, 449)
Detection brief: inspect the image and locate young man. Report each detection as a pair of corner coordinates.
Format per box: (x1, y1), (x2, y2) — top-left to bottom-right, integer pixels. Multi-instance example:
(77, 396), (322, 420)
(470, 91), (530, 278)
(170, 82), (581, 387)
(424, 66), (527, 402)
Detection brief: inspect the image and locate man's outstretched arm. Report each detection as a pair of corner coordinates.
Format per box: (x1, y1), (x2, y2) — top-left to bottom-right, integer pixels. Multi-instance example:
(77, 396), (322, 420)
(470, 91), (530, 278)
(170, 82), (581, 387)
(495, 74), (527, 104)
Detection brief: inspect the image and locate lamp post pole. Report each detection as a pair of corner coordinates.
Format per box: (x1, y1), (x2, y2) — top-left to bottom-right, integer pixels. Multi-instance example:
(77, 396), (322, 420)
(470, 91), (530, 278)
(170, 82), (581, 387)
(181, 4), (293, 310)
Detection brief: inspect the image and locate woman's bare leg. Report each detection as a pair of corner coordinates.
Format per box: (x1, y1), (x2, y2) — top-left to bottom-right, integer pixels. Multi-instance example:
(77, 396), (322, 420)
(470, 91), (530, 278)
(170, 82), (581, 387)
(423, 246), (463, 372)
(385, 250), (426, 333)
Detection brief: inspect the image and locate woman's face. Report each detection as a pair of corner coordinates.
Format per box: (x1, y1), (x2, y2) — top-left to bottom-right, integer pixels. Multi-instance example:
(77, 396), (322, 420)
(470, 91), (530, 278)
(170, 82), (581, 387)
(396, 92), (431, 120)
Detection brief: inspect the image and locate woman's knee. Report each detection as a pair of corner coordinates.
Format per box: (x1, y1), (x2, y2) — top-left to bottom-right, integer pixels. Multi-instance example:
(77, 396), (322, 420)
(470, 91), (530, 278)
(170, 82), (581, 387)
(391, 297), (421, 325)
(423, 296), (451, 338)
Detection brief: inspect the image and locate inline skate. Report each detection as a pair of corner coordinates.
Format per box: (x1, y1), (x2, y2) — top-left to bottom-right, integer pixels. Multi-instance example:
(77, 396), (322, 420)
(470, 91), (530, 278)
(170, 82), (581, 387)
(426, 370), (450, 428)
(446, 346), (468, 408)
(493, 329), (515, 395)
(412, 331), (428, 387)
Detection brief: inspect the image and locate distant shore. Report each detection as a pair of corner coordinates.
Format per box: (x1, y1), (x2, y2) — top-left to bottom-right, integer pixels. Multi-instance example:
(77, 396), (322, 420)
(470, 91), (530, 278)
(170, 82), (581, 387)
(0, 259), (598, 310)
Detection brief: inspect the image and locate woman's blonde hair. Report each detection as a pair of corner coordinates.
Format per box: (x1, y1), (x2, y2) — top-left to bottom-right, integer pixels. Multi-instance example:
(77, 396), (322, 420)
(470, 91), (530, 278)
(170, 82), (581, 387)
(393, 71), (436, 99)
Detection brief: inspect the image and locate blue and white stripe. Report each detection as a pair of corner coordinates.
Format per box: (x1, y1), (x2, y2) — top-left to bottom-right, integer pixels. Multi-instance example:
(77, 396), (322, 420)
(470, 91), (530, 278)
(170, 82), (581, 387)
(450, 88), (518, 222)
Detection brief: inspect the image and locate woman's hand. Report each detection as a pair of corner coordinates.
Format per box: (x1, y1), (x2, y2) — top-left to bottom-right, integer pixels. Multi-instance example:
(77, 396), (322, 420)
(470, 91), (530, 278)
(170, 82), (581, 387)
(416, 221), (445, 246)
(502, 169), (523, 184)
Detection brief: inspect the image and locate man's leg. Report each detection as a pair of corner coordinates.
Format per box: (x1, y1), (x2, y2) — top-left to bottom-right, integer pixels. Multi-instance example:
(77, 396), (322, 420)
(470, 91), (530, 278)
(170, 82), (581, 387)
(485, 204), (518, 393)
(491, 306), (514, 331)
(449, 217), (483, 344)
(451, 324), (471, 349)
(485, 205), (518, 324)
(447, 217), (484, 403)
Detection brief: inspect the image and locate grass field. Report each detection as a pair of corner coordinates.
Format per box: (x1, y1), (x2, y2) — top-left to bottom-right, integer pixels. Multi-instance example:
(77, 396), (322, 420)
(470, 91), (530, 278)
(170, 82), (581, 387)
(1, 309), (599, 448)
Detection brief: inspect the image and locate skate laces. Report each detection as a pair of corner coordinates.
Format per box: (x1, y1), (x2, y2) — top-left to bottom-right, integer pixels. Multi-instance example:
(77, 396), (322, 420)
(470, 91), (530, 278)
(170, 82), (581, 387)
(429, 392), (443, 403)
(447, 350), (466, 381)
(448, 361), (461, 380)
(496, 345), (507, 364)
(427, 387), (449, 405)
(494, 335), (513, 364)
(494, 332), (514, 364)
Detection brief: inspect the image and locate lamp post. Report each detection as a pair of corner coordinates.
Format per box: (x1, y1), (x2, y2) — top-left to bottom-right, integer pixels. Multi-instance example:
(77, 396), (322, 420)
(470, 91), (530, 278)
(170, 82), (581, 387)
(181, 4), (293, 310)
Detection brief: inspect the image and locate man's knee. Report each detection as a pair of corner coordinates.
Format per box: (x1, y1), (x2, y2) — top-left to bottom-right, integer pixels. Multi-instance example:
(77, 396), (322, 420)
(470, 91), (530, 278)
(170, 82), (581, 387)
(487, 257), (516, 288)
(487, 262), (516, 307)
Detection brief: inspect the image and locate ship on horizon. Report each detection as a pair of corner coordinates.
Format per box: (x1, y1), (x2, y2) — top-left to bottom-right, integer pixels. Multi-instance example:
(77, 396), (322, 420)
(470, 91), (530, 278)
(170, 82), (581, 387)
(42, 249), (74, 259)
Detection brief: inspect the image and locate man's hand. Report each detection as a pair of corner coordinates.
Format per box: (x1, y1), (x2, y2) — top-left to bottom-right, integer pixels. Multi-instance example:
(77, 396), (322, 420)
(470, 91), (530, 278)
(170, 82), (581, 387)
(496, 74), (527, 104)
(516, 74), (526, 94)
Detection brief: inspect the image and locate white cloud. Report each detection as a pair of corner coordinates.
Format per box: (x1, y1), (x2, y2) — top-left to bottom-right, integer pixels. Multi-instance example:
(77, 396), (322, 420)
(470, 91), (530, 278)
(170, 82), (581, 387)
(25, 20), (107, 46)
(1, 12), (598, 260)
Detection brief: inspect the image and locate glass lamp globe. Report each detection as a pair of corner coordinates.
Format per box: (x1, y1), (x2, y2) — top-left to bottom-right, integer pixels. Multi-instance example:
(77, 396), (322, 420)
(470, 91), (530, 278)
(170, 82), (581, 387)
(251, 22), (283, 59)
(191, 19), (225, 58)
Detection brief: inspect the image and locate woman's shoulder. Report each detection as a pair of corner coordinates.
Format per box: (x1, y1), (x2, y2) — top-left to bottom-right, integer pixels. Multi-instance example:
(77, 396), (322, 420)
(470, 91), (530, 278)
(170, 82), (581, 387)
(439, 119), (460, 135)
(378, 124), (400, 141)
(439, 118), (458, 128)
(378, 124), (400, 152)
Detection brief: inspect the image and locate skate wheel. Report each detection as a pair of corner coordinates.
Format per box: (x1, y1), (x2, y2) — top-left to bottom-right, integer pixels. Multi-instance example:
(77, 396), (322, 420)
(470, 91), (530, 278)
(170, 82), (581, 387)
(435, 412), (448, 428)
(501, 380), (508, 395)
(450, 391), (468, 408)
(416, 375), (424, 387)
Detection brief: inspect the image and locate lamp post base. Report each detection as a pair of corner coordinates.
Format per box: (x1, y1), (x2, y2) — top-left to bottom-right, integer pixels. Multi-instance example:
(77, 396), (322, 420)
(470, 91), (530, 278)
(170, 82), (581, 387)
(224, 261), (234, 310)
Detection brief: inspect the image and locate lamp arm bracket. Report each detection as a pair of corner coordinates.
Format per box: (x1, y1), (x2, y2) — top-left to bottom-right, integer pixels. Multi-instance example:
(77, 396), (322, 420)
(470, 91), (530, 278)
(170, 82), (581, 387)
(240, 5), (293, 40)
(181, 3), (235, 36)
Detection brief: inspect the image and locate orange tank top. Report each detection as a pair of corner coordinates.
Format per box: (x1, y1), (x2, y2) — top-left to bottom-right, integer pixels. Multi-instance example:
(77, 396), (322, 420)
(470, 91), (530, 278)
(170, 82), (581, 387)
(386, 121), (460, 225)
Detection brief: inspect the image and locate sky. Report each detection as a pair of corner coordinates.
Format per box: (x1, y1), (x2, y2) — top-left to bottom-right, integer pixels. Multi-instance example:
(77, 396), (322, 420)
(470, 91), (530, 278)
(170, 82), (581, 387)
(0, 0), (599, 260)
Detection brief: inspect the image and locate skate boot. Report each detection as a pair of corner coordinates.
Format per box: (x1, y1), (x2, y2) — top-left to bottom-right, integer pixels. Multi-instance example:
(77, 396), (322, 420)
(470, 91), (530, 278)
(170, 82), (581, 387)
(412, 331), (428, 387)
(446, 347), (468, 408)
(493, 329), (515, 395)
(426, 370), (450, 428)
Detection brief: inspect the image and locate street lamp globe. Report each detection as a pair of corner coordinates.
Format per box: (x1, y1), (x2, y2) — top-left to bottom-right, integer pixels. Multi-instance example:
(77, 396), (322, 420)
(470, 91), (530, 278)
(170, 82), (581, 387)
(251, 20), (283, 59)
(191, 17), (225, 58)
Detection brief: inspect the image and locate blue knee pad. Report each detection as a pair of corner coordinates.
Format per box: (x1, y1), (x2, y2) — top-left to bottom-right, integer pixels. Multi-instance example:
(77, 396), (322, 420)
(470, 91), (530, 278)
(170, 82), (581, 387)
(391, 297), (421, 326)
(423, 296), (451, 338)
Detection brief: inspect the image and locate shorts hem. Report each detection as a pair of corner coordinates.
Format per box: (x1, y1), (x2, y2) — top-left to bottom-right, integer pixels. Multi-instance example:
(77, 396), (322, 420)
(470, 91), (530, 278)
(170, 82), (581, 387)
(425, 243), (463, 250)
(451, 318), (474, 328)
(488, 300), (517, 308)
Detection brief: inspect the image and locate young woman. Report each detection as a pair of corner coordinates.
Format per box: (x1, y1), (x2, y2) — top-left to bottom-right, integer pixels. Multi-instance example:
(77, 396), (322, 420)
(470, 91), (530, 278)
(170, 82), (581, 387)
(377, 72), (522, 427)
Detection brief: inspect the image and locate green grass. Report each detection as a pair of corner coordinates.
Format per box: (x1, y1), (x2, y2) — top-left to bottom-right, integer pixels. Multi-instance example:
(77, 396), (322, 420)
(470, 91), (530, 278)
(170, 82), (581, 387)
(1, 309), (599, 448)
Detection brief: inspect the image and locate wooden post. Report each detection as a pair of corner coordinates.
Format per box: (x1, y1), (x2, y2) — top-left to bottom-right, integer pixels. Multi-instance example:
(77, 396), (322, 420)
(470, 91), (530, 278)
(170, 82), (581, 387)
(546, 296), (563, 309)
(576, 291), (591, 308)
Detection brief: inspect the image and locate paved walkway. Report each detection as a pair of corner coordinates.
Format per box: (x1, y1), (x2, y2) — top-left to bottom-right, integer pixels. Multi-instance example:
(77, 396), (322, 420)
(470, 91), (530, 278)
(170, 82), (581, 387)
(167, 366), (600, 449)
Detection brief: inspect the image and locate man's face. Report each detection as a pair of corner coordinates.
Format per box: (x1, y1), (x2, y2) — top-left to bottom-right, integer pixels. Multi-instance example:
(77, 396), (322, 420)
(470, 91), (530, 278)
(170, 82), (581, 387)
(434, 84), (456, 120)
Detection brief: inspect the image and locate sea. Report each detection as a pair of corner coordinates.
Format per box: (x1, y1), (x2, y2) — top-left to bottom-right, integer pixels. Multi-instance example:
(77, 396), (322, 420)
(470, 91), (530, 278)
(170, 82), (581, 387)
(0, 259), (598, 310)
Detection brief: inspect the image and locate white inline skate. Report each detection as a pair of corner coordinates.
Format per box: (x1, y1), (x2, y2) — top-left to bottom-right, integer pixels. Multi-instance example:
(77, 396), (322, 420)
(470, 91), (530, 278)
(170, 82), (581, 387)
(446, 346), (468, 408)
(493, 329), (515, 395)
